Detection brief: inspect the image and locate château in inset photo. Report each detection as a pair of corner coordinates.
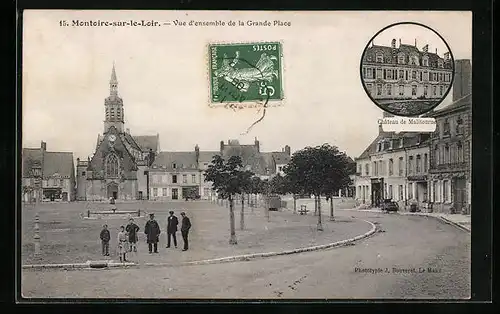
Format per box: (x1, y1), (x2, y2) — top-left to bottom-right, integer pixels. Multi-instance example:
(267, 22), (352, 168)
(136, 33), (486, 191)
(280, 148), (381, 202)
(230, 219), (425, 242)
(361, 25), (454, 116)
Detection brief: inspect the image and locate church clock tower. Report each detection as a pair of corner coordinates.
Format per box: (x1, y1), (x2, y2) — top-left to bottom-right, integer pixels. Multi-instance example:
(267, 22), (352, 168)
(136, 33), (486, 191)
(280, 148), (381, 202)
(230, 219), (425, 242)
(104, 63), (125, 134)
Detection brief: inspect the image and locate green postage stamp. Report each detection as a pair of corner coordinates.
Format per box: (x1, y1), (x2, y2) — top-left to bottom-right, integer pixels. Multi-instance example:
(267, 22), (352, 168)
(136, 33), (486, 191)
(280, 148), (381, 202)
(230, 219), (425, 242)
(209, 42), (284, 107)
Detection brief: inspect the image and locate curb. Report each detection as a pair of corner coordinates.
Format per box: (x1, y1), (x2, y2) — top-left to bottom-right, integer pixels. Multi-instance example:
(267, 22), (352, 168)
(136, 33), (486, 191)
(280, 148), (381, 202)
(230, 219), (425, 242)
(337, 208), (471, 233)
(398, 212), (471, 233)
(22, 219), (377, 271)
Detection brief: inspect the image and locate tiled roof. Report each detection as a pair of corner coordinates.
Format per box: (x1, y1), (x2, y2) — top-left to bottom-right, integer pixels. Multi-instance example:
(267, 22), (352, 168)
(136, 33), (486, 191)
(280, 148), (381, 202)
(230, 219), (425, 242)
(198, 151), (220, 163)
(133, 135), (159, 152)
(151, 151), (198, 171)
(427, 94), (472, 117)
(22, 148), (43, 177)
(122, 133), (142, 151)
(272, 152), (290, 164)
(222, 145), (269, 175)
(43, 152), (74, 178)
(364, 43), (452, 69)
(22, 148), (74, 178)
(357, 135), (385, 160)
(357, 132), (430, 161)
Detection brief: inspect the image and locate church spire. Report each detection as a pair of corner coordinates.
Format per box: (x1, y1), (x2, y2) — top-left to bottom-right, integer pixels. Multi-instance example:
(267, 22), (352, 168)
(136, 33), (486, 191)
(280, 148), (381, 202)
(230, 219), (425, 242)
(110, 62), (118, 96)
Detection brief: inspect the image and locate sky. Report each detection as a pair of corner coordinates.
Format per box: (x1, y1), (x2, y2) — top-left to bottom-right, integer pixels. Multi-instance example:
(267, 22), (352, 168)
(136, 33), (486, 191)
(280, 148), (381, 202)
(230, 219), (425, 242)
(22, 10), (472, 160)
(371, 23), (451, 57)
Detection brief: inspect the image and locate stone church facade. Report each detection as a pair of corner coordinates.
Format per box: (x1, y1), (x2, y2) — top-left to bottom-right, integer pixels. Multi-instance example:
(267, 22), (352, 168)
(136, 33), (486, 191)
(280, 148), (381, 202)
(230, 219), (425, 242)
(76, 65), (158, 201)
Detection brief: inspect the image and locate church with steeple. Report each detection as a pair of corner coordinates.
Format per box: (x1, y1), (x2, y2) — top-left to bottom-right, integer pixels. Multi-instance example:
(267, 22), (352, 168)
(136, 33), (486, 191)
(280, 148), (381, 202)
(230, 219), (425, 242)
(75, 64), (160, 201)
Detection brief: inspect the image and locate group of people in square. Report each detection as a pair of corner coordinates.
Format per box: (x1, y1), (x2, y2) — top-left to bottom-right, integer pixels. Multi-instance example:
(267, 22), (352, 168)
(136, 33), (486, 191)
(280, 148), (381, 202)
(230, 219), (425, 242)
(99, 210), (192, 263)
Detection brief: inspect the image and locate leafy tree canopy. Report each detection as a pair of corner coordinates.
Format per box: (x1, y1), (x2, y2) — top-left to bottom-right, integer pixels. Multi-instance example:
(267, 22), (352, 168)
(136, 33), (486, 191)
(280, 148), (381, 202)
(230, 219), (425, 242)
(283, 144), (352, 196)
(204, 155), (254, 199)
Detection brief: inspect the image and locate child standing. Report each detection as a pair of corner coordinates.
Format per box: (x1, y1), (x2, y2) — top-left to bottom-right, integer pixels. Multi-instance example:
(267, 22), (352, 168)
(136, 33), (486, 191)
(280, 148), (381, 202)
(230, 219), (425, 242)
(99, 224), (110, 256)
(117, 225), (129, 262)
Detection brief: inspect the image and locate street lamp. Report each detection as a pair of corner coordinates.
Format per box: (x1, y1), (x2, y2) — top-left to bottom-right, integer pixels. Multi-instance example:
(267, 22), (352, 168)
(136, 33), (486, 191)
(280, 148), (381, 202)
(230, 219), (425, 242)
(31, 164), (42, 259)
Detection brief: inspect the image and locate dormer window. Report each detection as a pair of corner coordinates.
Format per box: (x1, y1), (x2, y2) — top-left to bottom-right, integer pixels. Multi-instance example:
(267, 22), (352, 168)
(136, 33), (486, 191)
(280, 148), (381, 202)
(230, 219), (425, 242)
(399, 138), (404, 148)
(376, 52), (383, 63)
(172, 163), (177, 169)
(410, 55), (419, 66)
(397, 53), (405, 64)
(422, 56), (429, 67)
(438, 59), (444, 68)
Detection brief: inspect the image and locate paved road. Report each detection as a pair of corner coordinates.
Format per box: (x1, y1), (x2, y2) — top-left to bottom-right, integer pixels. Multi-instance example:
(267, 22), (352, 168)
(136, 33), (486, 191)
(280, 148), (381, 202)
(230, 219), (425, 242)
(21, 210), (470, 299)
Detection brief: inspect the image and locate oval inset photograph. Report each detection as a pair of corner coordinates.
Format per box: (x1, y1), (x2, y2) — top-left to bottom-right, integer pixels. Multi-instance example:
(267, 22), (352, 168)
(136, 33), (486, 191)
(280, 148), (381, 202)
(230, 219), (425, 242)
(360, 22), (455, 116)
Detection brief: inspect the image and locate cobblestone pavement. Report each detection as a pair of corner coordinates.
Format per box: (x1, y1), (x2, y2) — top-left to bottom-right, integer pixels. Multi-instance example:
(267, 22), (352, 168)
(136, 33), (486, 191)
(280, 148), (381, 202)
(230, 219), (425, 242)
(22, 201), (371, 265)
(21, 210), (470, 299)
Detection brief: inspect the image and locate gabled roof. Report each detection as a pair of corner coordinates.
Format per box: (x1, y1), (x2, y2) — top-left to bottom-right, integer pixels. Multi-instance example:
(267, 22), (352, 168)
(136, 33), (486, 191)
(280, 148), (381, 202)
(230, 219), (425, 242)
(271, 152), (290, 164)
(151, 151), (198, 171)
(43, 152), (74, 178)
(122, 133), (142, 152)
(22, 148), (43, 177)
(22, 148), (74, 178)
(133, 135), (158, 152)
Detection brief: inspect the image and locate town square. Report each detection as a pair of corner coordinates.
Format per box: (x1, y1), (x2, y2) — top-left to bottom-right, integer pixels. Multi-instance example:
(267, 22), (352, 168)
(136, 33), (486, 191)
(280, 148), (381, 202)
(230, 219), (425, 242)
(20, 10), (472, 300)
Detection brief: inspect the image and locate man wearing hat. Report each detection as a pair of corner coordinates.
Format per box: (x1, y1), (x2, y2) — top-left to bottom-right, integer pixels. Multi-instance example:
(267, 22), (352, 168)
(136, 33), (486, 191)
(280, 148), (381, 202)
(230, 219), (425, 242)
(166, 210), (179, 248)
(180, 212), (192, 251)
(144, 213), (161, 253)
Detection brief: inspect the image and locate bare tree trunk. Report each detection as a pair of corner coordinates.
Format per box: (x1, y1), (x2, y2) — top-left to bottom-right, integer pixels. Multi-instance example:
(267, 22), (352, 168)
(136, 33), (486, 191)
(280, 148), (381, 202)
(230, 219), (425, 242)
(293, 194), (297, 214)
(314, 195), (318, 216)
(330, 196), (335, 221)
(240, 193), (245, 230)
(317, 194), (323, 231)
(229, 195), (237, 245)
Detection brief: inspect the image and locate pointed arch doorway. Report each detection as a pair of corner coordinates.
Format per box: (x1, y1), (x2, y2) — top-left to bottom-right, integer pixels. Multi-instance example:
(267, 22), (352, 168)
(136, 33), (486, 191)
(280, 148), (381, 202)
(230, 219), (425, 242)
(107, 182), (119, 200)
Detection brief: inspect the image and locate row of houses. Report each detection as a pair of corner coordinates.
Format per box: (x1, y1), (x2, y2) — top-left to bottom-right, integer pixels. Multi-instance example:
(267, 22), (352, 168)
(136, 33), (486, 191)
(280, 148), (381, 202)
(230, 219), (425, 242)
(21, 65), (293, 203)
(354, 59), (472, 214)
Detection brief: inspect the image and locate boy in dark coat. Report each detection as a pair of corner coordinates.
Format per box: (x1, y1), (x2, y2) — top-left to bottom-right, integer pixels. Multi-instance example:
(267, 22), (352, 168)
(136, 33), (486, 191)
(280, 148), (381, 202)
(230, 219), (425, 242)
(180, 212), (191, 251)
(144, 213), (161, 253)
(126, 218), (140, 252)
(100, 224), (110, 256)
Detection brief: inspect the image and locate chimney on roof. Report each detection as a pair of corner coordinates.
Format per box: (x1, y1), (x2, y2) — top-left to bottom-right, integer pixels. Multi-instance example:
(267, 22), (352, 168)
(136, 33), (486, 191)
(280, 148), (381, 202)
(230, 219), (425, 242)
(195, 144), (200, 161)
(254, 137), (260, 152)
(453, 59), (472, 102)
(414, 38), (417, 47)
(41, 141), (46, 151)
(422, 44), (429, 53)
(391, 39), (396, 49)
(284, 145), (291, 156)
(399, 38), (401, 46)
(220, 140), (224, 153)
(435, 48), (438, 54)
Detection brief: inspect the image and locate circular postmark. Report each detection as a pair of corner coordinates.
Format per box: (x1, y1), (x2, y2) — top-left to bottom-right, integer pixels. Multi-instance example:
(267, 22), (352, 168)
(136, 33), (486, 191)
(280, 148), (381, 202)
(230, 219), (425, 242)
(360, 22), (455, 117)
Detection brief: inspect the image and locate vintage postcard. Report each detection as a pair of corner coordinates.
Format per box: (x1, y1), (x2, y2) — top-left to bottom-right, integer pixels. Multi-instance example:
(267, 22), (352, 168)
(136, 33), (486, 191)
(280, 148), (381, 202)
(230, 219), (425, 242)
(20, 10), (472, 299)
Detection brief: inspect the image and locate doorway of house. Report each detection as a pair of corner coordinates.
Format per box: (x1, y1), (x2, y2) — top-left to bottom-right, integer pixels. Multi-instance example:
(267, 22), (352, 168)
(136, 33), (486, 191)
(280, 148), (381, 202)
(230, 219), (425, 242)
(172, 188), (178, 200)
(453, 177), (466, 213)
(107, 183), (118, 200)
(371, 181), (383, 207)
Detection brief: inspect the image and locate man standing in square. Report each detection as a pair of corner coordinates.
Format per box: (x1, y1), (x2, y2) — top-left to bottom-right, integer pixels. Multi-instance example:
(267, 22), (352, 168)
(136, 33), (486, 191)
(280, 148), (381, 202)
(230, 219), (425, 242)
(144, 213), (161, 254)
(166, 210), (178, 248)
(180, 212), (191, 251)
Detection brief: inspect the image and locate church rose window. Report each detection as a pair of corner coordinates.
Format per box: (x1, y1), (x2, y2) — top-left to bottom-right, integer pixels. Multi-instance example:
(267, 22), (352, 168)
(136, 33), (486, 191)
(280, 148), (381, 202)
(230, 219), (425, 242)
(106, 154), (119, 178)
